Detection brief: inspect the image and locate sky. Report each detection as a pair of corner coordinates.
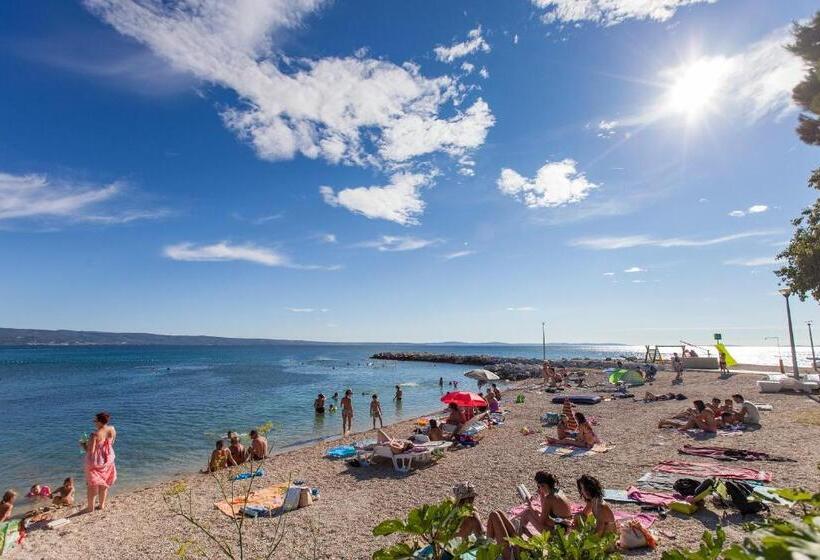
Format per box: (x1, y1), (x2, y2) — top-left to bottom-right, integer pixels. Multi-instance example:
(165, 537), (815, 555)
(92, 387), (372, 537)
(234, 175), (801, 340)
(1, 0), (819, 345)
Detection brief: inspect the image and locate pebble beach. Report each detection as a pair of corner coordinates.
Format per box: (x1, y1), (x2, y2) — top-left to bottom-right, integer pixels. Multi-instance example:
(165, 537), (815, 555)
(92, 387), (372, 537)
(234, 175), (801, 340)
(11, 365), (820, 559)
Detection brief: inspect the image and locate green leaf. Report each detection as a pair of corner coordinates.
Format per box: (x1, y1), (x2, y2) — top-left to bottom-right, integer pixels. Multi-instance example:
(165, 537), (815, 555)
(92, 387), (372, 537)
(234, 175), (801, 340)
(373, 519), (407, 537)
(372, 542), (418, 560)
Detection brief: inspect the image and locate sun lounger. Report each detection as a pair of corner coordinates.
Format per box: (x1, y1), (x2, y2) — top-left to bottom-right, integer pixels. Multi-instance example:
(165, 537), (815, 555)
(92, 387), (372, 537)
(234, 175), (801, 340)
(372, 444), (435, 473)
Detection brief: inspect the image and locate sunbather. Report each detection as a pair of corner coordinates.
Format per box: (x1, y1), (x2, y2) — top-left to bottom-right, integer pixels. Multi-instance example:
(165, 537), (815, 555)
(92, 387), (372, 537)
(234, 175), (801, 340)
(575, 475), (617, 537)
(229, 436), (246, 465)
(678, 400), (717, 433)
(446, 403), (466, 433)
(427, 419), (444, 441)
(376, 430), (414, 454)
(556, 415), (574, 440)
(51, 478), (75, 507)
(547, 412), (599, 448)
(487, 393), (500, 413)
(205, 440), (237, 473)
(707, 398), (723, 414)
(721, 398), (734, 415)
(717, 412), (739, 429)
(452, 482), (517, 560)
(249, 430), (268, 460)
(0, 490), (16, 522)
(518, 471), (572, 535)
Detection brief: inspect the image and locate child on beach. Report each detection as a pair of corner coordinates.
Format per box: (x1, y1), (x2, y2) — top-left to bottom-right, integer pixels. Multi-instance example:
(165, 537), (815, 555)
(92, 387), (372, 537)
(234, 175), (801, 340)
(370, 394), (384, 429)
(52, 478), (75, 506)
(26, 484), (51, 499)
(0, 490), (16, 522)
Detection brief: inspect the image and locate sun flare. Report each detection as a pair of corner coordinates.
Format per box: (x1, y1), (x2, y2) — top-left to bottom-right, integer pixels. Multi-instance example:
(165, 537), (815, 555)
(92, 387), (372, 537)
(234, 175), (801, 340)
(665, 57), (732, 119)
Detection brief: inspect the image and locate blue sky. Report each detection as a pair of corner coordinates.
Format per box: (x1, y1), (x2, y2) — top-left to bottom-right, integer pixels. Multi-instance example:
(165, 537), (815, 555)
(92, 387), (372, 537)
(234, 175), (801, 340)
(1, 0), (818, 344)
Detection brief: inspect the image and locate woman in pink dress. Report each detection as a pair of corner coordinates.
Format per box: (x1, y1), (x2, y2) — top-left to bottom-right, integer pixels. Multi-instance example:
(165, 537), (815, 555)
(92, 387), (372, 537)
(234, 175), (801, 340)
(80, 411), (117, 513)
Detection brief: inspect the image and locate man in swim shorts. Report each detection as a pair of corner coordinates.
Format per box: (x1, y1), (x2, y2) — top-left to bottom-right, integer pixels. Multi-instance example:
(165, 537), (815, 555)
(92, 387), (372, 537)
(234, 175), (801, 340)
(249, 429), (268, 460)
(341, 389), (353, 435)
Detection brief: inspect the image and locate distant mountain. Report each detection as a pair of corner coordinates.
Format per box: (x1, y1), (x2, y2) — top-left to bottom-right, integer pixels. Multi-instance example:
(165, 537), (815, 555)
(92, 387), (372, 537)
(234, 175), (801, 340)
(0, 328), (324, 347)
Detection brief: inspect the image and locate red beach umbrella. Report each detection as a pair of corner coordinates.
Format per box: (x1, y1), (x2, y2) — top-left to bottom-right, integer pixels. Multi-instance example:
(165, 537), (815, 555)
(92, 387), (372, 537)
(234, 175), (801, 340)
(441, 391), (487, 407)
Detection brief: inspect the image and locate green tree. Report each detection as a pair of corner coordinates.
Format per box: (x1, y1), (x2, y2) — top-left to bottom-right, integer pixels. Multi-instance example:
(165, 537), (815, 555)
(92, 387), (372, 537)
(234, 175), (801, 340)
(776, 12), (820, 300)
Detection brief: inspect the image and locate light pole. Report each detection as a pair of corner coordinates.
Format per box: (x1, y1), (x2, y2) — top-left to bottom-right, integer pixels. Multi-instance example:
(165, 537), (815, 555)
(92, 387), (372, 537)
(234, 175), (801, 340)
(764, 336), (784, 374)
(541, 322), (546, 361)
(808, 321), (817, 372)
(779, 289), (801, 379)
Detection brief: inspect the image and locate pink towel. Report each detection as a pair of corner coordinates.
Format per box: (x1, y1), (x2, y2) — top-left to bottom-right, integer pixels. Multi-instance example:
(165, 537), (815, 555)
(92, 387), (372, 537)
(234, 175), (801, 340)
(653, 460), (771, 482)
(626, 486), (678, 506)
(508, 500), (656, 529)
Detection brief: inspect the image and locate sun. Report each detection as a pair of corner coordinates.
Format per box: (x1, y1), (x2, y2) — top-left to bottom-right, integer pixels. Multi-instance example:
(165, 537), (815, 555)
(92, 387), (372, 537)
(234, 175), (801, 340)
(664, 57), (732, 120)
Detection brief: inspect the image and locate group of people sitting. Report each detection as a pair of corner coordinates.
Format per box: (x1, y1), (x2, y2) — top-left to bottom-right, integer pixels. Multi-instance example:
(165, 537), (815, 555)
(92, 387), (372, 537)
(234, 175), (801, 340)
(545, 411), (601, 448)
(452, 471), (617, 560)
(0, 478), (75, 523)
(205, 429), (269, 473)
(658, 394), (761, 433)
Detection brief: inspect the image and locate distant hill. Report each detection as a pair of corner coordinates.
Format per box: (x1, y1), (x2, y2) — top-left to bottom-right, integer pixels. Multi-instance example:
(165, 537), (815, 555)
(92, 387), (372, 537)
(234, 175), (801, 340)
(0, 328), (323, 347)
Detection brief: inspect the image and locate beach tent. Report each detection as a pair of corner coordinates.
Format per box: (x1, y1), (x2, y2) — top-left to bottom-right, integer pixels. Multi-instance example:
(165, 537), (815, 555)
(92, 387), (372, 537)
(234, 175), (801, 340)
(441, 391), (487, 407)
(464, 369), (500, 382)
(608, 368), (645, 387)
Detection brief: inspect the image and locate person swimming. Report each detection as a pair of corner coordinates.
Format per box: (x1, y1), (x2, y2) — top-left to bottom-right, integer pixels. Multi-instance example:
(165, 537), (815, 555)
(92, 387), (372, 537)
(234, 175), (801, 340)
(26, 483), (51, 498)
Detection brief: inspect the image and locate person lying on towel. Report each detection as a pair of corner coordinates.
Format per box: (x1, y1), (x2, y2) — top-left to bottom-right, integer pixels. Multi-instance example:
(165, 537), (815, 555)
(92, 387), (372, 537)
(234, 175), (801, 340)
(376, 430), (415, 454)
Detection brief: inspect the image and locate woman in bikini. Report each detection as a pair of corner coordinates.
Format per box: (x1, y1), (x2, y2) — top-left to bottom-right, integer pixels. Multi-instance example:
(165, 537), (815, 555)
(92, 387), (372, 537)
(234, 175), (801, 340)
(576, 475), (617, 537)
(548, 412), (599, 448)
(678, 400), (717, 433)
(519, 471), (572, 535)
(81, 411), (117, 514)
(206, 440), (237, 472)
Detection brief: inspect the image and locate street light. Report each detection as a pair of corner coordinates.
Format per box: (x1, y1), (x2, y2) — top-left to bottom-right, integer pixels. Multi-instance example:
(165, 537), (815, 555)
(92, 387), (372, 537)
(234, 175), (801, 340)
(808, 321), (817, 372)
(779, 288), (801, 379)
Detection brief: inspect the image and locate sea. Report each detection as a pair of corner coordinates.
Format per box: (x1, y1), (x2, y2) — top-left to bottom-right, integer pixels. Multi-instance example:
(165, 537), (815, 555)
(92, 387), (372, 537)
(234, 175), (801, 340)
(0, 343), (815, 504)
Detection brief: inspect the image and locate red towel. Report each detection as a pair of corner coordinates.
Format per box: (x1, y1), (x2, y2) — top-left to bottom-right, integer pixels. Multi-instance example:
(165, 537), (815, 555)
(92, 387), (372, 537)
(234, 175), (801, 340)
(626, 486), (678, 506)
(653, 460), (771, 481)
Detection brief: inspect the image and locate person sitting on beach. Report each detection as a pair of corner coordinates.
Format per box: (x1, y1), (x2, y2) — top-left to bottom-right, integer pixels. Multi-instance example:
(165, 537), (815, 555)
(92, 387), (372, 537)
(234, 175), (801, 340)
(370, 394), (384, 429)
(248, 430), (268, 460)
(0, 490), (16, 522)
(721, 398), (734, 415)
(427, 419), (444, 441)
(491, 383), (502, 400)
(707, 397), (723, 415)
(678, 400), (717, 433)
(555, 414), (574, 440)
(394, 385), (403, 402)
(26, 483), (51, 499)
(229, 436), (246, 465)
(575, 475), (617, 537)
(341, 389), (353, 435)
(452, 482), (517, 560)
(51, 478), (75, 506)
(519, 471), (572, 535)
(486, 392), (500, 414)
(717, 412), (739, 429)
(643, 364), (658, 382)
(445, 403), (466, 433)
(206, 440), (237, 472)
(547, 412), (599, 448)
(732, 394), (760, 425)
(314, 393), (326, 414)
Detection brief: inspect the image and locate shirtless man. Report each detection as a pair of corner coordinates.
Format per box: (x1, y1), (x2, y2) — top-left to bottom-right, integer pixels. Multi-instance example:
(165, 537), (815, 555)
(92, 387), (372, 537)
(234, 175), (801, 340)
(520, 471), (572, 535)
(248, 430), (268, 460)
(679, 400), (717, 433)
(341, 389), (353, 435)
(228, 436), (246, 465)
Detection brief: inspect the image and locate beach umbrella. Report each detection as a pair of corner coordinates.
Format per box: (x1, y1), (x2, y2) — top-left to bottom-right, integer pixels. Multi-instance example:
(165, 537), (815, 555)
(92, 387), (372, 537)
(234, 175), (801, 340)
(463, 369), (500, 382)
(441, 391), (488, 407)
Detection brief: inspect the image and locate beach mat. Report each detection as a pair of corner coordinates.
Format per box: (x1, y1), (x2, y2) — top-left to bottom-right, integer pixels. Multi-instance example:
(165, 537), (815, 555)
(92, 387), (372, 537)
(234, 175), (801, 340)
(214, 483), (289, 518)
(550, 395), (602, 405)
(539, 442), (611, 457)
(653, 460), (772, 482)
(678, 445), (794, 463)
(602, 489), (639, 504)
(509, 501), (656, 530)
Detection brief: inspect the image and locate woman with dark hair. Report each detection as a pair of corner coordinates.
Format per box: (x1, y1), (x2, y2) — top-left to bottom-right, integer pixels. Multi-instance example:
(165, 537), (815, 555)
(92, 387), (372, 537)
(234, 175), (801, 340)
(679, 400), (717, 433)
(446, 402), (466, 433)
(576, 475), (617, 537)
(452, 482), (517, 560)
(547, 412), (600, 448)
(519, 471), (572, 535)
(80, 411), (117, 513)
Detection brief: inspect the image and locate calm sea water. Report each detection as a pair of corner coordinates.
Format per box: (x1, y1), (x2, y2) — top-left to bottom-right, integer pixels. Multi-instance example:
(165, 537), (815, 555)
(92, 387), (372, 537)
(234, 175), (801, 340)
(0, 343), (814, 502)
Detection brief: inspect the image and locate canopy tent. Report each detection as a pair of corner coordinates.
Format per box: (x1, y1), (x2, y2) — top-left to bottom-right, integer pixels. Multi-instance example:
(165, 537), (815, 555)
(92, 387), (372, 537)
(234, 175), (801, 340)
(608, 368), (645, 387)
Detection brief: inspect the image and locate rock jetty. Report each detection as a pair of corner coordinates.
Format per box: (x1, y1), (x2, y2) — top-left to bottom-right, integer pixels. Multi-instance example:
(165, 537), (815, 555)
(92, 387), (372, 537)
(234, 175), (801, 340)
(370, 351), (637, 381)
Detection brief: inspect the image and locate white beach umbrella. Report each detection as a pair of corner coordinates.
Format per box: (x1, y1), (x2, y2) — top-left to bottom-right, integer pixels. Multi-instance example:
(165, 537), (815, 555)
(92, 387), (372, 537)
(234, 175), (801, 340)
(464, 369), (500, 381)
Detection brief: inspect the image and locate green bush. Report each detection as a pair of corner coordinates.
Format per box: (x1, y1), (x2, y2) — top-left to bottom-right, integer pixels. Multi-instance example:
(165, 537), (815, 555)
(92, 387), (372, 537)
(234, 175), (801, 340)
(507, 514), (621, 560)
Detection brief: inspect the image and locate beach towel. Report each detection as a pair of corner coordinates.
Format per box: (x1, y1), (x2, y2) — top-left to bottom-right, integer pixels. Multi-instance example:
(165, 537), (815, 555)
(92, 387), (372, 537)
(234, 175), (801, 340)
(231, 468), (264, 481)
(326, 445), (357, 459)
(653, 460), (772, 482)
(680, 426), (746, 439)
(626, 486), (678, 507)
(636, 471), (702, 491)
(678, 445), (794, 463)
(214, 483), (289, 518)
(508, 501), (656, 530)
(0, 521), (23, 556)
(603, 489), (639, 504)
(539, 443), (611, 457)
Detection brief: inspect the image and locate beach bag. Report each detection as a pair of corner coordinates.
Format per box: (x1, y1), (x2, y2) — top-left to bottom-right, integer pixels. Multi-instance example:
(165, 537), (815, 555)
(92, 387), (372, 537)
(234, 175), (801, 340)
(673, 478), (700, 497)
(298, 487), (313, 508)
(282, 486), (302, 513)
(619, 519), (657, 550)
(724, 480), (767, 515)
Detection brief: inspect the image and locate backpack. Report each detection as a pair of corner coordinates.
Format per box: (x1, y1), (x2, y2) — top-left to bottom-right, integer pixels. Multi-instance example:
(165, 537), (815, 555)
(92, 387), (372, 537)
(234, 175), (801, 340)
(673, 478), (700, 496)
(723, 480), (768, 515)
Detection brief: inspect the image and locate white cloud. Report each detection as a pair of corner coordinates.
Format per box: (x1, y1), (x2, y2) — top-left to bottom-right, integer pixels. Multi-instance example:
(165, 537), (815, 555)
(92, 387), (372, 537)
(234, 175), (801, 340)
(729, 204), (769, 217)
(724, 256), (779, 267)
(533, 0), (717, 26)
(632, 279), (646, 283)
(318, 233), (337, 244)
(86, 1), (494, 168)
(286, 307), (329, 313)
(434, 26), (490, 63)
(603, 272), (615, 276)
(597, 120), (618, 138)
(461, 62), (475, 74)
(513, 34), (519, 45)
(571, 230), (778, 250)
(624, 267), (645, 273)
(442, 250), (476, 260)
(506, 306), (536, 312)
(357, 235), (441, 252)
(0, 171), (163, 225)
(164, 241), (287, 266)
(320, 173), (429, 226)
(479, 66), (489, 79)
(497, 159), (597, 208)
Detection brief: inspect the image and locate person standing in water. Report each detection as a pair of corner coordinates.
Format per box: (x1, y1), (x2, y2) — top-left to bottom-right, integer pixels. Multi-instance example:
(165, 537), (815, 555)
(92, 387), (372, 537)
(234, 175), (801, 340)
(394, 385), (403, 402)
(370, 394), (384, 429)
(81, 411), (117, 514)
(341, 389), (353, 435)
(314, 393), (326, 414)
(439, 377), (444, 388)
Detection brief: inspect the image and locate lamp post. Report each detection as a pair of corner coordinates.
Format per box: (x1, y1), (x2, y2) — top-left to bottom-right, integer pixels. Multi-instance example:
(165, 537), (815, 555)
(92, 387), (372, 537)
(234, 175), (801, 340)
(779, 289), (800, 379)
(808, 321), (817, 372)
(541, 322), (546, 361)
